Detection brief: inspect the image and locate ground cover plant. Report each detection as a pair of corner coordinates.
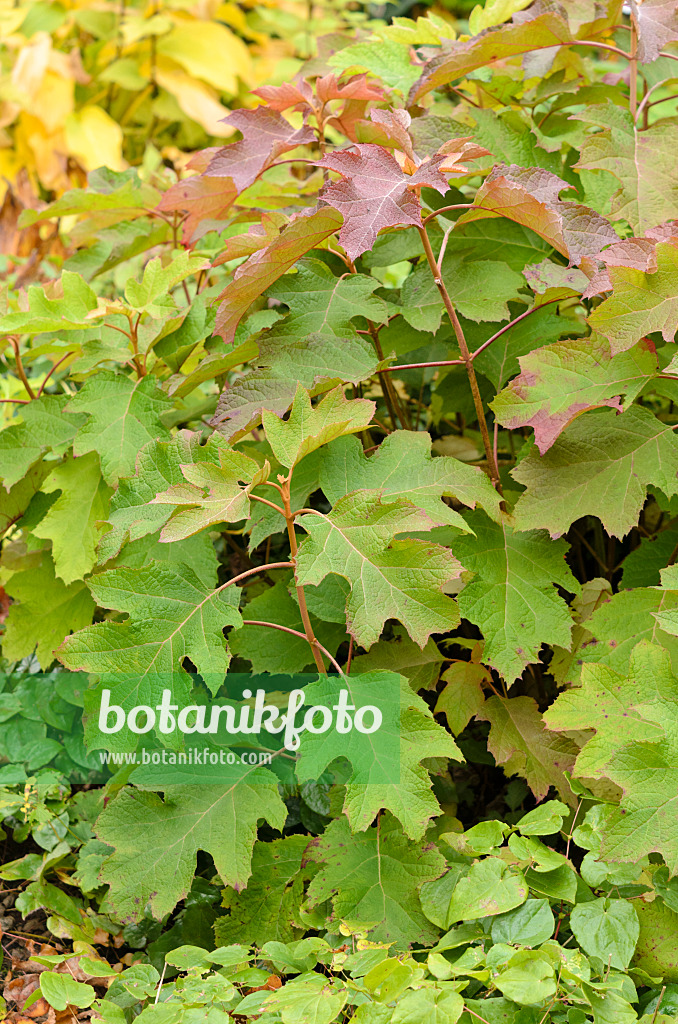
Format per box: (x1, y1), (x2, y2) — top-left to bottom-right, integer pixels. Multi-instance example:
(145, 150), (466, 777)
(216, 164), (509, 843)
(3, 0), (678, 1021)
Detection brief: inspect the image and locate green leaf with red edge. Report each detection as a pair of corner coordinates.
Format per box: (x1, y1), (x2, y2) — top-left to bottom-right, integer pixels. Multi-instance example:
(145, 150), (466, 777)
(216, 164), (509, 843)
(212, 212), (288, 266)
(546, 640), (678, 873)
(150, 450), (268, 542)
(455, 165), (618, 264)
(491, 336), (657, 454)
(573, 105), (678, 234)
(214, 207), (343, 343)
(408, 12), (573, 103)
(588, 241), (678, 350)
(511, 405), (678, 539)
(97, 431), (222, 562)
(316, 144), (449, 260)
(477, 694), (577, 804)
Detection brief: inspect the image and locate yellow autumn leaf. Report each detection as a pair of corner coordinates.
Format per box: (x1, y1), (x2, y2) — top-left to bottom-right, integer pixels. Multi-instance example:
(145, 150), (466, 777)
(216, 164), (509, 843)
(156, 16), (252, 93)
(9, 31), (51, 100)
(64, 105), (125, 172)
(214, 3), (251, 35)
(15, 112), (69, 189)
(0, 7), (26, 36)
(468, 0), (533, 34)
(31, 70), (74, 132)
(155, 64), (234, 136)
(0, 149), (22, 198)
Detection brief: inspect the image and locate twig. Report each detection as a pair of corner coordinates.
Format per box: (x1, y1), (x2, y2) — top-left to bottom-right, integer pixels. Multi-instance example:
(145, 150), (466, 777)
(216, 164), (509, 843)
(154, 961), (168, 1003)
(629, 10), (638, 120)
(368, 322), (404, 428)
(471, 297), (563, 360)
(651, 986), (667, 1023)
(346, 636), (354, 674)
(417, 225), (502, 489)
(242, 620), (343, 676)
(8, 338), (35, 399)
(281, 473), (327, 675)
(464, 1010), (492, 1024)
(436, 222), (456, 272)
(570, 528), (609, 573)
(560, 39), (631, 60)
(37, 351), (74, 398)
(422, 203), (473, 225)
(217, 562), (294, 595)
(382, 296), (563, 375)
(259, 479), (285, 496)
(381, 358), (464, 373)
(249, 493), (286, 516)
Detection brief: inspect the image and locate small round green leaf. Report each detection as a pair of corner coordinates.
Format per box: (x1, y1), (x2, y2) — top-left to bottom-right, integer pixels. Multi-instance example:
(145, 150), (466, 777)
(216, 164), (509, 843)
(570, 897), (639, 970)
(490, 898), (555, 947)
(40, 972), (96, 1011)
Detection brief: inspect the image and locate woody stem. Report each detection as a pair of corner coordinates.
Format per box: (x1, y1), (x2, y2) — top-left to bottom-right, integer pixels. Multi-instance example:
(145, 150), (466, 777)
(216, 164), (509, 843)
(281, 474), (327, 674)
(9, 338), (35, 400)
(417, 225), (502, 490)
(242, 621), (344, 676)
(629, 13), (638, 120)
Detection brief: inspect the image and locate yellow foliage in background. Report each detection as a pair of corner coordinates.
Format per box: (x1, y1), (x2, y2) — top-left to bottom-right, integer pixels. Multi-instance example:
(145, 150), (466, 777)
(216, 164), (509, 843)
(0, 0), (370, 198)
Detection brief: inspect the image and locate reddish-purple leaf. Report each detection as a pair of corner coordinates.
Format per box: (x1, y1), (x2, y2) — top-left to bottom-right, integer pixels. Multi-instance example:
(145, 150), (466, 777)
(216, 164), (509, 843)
(456, 165), (618, 265)
(491, 336), (658, 453)
(253, 79), (314, 112)
(214, 207), (344, 343)
(254, 73), (384, 113)
(316, 144), (449, 260)
(599, 237), (660, 271)
(365, 109), (416, 160)
(212, 213), (287, 266)
(204, 109), (316, 193)
(317, 72), (385, 104)
(409, 13), (572, 103)
(583, 237), (660, 296)
(630, 0), (678, 63)
(158, 176), (237, 243)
